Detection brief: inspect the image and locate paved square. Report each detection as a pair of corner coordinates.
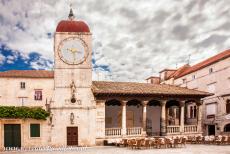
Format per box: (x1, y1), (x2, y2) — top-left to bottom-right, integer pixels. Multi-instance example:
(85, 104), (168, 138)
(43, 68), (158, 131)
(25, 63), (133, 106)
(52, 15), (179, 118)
(1, 145), (230, 154)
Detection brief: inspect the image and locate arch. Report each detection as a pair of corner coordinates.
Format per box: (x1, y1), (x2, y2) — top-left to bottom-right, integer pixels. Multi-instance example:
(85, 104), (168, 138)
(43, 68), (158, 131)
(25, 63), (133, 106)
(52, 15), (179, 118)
(105, 99), (122, 128)
(166, 100), (180, 126)
(224, 123), (230, 132)
(148, 100), (161, 106)
(105, 99), (121, 106)
(185, 100), (198, 125)
(126, 99), (142, 128)
(185, 100), (197, 103)
(166, 100), (180, 108)
(146, 100), (161, 136)
(127, 99), (142, 106)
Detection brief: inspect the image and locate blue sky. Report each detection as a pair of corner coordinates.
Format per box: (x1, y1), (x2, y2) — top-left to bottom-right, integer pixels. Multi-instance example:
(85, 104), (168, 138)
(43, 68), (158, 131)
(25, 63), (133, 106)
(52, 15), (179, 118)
(0, 44), (53, 71)
(0, 0), (229, 81)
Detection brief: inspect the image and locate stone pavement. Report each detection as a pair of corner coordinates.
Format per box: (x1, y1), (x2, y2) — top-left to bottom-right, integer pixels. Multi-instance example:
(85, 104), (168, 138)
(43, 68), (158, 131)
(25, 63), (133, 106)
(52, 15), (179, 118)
(1, 145), (230, 154)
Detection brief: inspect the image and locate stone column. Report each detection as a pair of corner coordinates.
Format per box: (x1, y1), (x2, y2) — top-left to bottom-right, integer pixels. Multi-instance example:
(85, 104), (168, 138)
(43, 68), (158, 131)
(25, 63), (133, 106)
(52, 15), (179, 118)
(96, 100), (106, 142)
(180, 101), (185, 133)
(142, 101), (148, 135)
(121, 101), (127, 136)
(196, 101), (202, 133)
(160, 100), (167, 136)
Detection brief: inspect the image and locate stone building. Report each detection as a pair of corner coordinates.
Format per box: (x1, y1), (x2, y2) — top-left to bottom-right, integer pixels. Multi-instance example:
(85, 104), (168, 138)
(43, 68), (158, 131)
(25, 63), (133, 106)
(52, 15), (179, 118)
(0, 9), (211, 148)
(147, 50), (230, 136)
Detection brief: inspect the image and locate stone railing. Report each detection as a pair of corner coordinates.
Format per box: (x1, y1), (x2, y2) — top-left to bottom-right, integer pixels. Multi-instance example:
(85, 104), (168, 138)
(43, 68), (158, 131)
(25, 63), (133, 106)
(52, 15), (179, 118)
(105, 128), (122, 136)
(167, 125), (180, 134)
(184, 125), (198, 133)
(127, 127), (142, 136)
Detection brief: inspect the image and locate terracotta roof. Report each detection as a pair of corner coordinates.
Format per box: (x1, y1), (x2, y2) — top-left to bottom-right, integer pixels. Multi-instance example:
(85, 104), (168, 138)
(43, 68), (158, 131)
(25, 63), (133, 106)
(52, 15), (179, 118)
(168, 64), (190, 79)
(92, 81), (211, 97)
(175, 49), (230, 78)
(56, 20), (90, 33)
(0, 70), (54, 78)
(159, 68), (176, 73)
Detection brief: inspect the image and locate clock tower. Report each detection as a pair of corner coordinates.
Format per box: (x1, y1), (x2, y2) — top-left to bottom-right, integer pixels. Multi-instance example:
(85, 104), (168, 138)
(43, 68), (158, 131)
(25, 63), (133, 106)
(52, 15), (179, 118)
(51, 8), (96, 146)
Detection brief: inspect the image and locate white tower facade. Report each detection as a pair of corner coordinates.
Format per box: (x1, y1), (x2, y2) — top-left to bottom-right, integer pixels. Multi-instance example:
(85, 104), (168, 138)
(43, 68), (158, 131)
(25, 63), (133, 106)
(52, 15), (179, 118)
(51, 9), (96, 146)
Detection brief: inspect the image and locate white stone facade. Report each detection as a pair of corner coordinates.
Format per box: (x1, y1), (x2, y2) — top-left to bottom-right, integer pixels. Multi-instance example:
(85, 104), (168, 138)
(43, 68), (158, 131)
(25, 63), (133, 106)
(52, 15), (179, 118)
(158, 53), (230, 135)
(51, 31), (96, 146)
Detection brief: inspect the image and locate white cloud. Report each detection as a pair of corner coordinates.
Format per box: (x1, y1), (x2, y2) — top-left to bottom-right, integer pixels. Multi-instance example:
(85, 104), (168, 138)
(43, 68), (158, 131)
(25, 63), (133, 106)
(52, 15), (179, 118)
(0, 54), (6, 65)
(29, 56), (53, 70)
(6, 55), (16, 64)
(0, 0), (229, 81)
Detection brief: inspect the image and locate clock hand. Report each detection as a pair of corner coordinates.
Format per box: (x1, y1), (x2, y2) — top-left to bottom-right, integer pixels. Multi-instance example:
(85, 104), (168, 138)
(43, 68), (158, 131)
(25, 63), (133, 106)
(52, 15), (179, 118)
(67, 48), (79, 54)
(73, 52), (76, 61)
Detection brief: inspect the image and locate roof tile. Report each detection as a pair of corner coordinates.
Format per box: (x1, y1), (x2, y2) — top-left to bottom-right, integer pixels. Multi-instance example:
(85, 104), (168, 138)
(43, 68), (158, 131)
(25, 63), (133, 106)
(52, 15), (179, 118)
(92, 81), (211, 97)
(0, 70), (54, 78)
(175, 49), (230, 78)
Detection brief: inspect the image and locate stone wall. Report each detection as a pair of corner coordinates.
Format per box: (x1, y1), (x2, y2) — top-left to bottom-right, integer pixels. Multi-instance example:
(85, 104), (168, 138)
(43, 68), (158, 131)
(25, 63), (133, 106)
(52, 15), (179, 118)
(0, 119), (50, 148)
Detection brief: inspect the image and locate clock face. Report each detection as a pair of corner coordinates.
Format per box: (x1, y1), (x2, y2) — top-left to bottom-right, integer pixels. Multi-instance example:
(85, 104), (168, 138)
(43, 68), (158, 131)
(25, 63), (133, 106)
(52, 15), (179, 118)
(58, 37), (88, 65)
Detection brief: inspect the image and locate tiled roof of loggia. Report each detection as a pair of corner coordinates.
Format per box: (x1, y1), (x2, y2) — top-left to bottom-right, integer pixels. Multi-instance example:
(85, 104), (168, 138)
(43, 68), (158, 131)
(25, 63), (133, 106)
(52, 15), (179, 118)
(92, 81), (212, 97)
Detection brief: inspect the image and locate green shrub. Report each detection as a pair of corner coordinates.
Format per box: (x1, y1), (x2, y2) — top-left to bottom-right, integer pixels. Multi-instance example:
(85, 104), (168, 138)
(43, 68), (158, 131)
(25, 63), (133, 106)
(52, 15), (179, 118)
(0, 106), (50, 120)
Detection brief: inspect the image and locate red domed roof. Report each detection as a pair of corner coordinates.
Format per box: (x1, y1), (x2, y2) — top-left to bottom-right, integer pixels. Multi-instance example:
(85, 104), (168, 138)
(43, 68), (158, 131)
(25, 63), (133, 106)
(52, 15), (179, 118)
(56, 20), (90, 33)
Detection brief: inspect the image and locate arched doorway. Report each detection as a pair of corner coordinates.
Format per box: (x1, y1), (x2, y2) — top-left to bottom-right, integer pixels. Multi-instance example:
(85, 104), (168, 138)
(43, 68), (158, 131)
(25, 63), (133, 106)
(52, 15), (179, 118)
(126, 99), (142, 128)
(105, 99), (122, 128)
(224, 123), (230, 132)
(146, 100), (161, 136)
(166, 100), (180, 126)
(185, 100), (198, 125)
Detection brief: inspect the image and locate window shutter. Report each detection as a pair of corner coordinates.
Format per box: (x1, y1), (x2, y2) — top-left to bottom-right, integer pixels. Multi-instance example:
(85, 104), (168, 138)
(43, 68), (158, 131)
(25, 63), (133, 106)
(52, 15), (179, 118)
(206, 103), (216, 116)
(30, 124), (40, 137)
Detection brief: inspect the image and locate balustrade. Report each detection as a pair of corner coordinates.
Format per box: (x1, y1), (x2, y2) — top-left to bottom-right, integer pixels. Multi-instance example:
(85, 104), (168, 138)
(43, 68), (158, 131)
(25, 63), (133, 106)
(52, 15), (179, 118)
(167, 125), (180, 134)
(105, 128), (121, 136)
(126, 127), (142, 136)
(184, 125), (198, 133)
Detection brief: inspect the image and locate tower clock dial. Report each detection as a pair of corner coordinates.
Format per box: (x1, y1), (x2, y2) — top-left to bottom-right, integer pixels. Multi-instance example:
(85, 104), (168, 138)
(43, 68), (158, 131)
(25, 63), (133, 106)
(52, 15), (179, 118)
(58, 37), (88, 65)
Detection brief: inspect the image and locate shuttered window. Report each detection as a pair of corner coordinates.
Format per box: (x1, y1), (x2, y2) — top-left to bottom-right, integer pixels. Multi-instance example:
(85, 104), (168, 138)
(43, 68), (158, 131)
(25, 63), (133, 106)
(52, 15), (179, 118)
(206, 103), (216, 118)
(34, 90), (42, 101)
(30, 124), (40, 137)
(188, 104), (197, 118)
(20, 82), (25, 89)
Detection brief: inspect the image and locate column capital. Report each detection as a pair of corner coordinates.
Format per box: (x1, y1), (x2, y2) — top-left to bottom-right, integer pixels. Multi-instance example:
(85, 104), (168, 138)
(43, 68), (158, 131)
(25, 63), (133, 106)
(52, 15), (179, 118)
(160, 100), (167, 106)
(196, 100), (202, 106)
(121, 100), (127, 106)
(142, 100), (148, 106)
(96, 100), (106, 104)
(179, 101), (185, 107)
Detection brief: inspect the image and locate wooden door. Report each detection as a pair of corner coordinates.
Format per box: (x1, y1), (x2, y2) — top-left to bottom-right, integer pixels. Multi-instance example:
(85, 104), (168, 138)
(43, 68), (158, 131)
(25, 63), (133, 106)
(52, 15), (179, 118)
(4, 124), (21, 148)
(127, 111), (134, 127)
(67, 127), (78, 146)
(118, 111), (122, 127)
(208, 125), (215, 136)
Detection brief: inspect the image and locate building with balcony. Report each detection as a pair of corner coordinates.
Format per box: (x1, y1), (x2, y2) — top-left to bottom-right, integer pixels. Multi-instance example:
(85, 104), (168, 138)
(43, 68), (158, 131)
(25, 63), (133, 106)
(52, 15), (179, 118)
(147, 50), (230, 136)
